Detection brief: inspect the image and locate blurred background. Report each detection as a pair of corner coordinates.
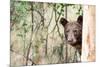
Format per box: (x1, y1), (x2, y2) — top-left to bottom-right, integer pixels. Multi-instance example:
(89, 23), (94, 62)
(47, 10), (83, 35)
(10, 0), (82, 66)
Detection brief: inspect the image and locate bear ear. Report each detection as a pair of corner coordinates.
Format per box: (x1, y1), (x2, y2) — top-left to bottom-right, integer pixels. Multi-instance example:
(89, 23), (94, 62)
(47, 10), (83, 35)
(60, 17), (68, 27)
(77, 15), (83, 25)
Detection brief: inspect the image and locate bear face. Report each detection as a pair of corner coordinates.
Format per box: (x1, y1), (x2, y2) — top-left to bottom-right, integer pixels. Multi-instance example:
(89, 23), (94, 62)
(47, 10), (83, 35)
(60, 16), (83, 54)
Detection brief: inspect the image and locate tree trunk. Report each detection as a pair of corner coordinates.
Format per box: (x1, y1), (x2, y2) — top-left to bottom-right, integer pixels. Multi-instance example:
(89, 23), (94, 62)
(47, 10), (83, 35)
(81, 5), (95, 62)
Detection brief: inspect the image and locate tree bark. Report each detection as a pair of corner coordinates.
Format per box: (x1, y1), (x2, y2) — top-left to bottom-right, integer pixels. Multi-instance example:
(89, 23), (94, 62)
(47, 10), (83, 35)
(81, 5), (95, 62)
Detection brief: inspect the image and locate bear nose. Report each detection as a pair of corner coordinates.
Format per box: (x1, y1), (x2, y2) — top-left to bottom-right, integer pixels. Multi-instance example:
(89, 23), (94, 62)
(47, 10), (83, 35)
(68, 39), (73, 43)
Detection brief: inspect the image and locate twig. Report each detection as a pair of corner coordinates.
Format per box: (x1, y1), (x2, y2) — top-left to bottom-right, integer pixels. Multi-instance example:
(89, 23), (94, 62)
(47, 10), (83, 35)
(45, 8), (54, 55)
(26, 3), (34, 65)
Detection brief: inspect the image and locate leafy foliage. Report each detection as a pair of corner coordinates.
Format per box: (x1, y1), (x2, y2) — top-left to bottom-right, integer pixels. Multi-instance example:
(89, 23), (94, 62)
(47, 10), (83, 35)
(10, 1), (83, 65)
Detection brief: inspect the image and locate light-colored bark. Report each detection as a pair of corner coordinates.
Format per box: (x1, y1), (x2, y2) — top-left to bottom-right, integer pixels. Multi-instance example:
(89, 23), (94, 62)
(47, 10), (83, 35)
(81, 5), (95, 62)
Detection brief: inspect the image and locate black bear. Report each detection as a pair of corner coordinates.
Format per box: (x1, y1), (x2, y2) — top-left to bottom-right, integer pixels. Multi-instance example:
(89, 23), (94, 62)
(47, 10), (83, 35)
(60, 15), (83, 55)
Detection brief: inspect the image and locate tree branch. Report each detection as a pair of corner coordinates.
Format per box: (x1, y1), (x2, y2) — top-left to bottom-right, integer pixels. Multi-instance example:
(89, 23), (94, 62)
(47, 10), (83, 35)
(26, 3), (34, 65)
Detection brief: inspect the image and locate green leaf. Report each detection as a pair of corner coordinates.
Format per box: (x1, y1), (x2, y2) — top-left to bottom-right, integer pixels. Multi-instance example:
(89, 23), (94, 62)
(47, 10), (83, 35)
(17, 34), (23, 37)
(61, 9), (64, 12)
(57, 11), (61, 15)
(62, 14), (64, 16)
(57, 5), (60, 9)
(24, 28), (28, 33)
(76, 12), (80, 15)
(23, 23), (27, 26)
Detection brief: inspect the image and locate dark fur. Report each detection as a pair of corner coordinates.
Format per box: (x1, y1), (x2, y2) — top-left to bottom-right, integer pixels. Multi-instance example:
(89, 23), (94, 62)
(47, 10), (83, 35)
(60, 16), (83, 55)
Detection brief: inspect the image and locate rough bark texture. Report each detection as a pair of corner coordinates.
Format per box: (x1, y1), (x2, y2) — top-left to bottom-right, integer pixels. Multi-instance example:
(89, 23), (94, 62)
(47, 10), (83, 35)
(81, 5), (95, 62)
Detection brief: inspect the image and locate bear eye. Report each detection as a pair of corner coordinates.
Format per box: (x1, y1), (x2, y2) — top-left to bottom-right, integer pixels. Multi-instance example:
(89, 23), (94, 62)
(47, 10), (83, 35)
(66, 30), (69, 33)
(73, 30), (78, 34)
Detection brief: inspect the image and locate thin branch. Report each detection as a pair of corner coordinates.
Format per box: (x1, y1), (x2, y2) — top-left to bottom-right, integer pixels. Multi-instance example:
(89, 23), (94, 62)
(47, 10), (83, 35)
(47, 8), (54, 27)
(54, 4), (63, 38)
(49, 4), (63, 36)
(44, 6), (54, 56)
(26, 3), (34, 65)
